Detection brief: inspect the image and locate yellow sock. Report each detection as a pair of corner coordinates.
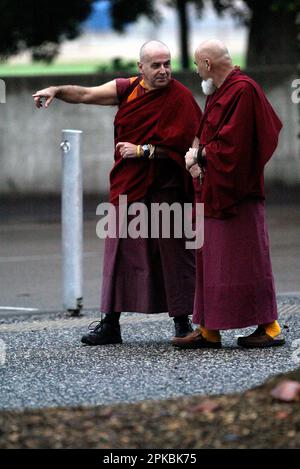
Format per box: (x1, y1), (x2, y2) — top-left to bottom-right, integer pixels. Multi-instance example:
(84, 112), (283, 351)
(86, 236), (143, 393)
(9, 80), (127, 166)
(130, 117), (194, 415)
(261, 320), (281, 338)
(200, 326), (221, 343)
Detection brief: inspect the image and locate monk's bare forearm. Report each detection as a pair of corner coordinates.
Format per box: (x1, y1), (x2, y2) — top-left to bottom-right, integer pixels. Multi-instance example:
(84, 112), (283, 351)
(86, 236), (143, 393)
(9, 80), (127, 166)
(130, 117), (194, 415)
(33, 80), (118, 108)
(54, 85), (90, 104)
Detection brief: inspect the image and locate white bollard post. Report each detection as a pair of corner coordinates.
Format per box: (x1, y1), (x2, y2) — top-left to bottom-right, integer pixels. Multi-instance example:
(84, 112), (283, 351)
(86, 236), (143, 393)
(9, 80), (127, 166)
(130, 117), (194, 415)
(60, 129), (83, 316)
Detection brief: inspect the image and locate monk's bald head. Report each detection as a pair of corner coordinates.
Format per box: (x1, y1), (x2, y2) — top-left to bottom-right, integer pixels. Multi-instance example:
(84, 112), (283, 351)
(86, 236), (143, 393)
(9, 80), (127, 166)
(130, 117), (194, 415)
(194, 39), (234, 89)
(195, 40), (232, 65)
(139, 40), (170, 63)
(195, 40), (232, 68)
(138, 40), (172, 90)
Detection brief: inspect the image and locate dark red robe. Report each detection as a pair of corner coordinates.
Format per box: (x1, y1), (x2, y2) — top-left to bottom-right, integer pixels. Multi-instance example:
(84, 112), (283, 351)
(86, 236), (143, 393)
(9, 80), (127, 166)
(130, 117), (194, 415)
(196, 67), (282, 218)
(193, 68), (282, 329)
(110, 78), (202, 205)
(101, 78), (202, 316)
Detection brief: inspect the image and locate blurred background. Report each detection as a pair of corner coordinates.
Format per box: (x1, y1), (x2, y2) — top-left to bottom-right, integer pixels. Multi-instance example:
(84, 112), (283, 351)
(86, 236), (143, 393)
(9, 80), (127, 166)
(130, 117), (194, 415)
(0, 0), (299, 312)
(0, 0), (299, 198)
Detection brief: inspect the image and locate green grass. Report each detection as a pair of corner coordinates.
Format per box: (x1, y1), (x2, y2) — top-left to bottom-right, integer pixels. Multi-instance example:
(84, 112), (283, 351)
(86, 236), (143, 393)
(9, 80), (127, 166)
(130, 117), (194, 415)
(0, 61), (106, 77)
(0, 54), (245, 77)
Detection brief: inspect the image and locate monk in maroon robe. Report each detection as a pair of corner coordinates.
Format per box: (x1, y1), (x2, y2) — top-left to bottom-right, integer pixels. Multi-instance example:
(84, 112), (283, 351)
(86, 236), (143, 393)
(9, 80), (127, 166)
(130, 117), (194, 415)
(33, 41), (202, 346)
(172, 40), (285, 349)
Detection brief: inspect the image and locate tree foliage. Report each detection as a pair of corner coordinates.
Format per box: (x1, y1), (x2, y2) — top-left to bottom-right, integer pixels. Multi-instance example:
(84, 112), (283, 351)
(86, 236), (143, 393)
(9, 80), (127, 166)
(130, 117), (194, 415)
(0, 0), (298, 66)
(109, 0), (299, 67)
(0, 0), (95, 62)
(110, 0), (160, 32)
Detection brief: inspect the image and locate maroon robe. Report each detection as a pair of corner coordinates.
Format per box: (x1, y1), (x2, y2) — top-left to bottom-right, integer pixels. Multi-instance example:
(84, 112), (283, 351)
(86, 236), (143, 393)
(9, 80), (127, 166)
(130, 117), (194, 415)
(110, 78), (202, 205)
(197, 67), (282, 218)
(193, 199), (278, 329)
(193, 68), (282, 329)
(101, 77), (202, 316)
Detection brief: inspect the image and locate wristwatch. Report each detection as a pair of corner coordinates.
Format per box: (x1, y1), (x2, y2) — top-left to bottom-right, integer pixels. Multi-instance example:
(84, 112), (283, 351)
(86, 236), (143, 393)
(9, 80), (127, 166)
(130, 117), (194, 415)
(142, 144), (150, 158)
(197, 145), (207, 168)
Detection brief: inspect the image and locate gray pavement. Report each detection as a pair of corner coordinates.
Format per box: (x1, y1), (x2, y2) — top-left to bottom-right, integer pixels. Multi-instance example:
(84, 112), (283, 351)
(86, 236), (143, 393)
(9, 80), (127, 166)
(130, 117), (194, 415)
(0, 202), (299, 411)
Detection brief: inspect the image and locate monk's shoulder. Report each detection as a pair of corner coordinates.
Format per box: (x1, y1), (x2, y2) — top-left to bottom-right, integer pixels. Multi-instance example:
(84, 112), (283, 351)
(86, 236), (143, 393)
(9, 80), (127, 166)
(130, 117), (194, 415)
(230, 76), (261, 99)
(171, 79), (195, 98)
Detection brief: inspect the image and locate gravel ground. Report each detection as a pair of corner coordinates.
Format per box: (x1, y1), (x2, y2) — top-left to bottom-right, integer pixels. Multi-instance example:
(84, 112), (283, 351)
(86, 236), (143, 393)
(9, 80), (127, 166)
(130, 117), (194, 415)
(1, 366), (300, 449)
(0, 296), (299, 411)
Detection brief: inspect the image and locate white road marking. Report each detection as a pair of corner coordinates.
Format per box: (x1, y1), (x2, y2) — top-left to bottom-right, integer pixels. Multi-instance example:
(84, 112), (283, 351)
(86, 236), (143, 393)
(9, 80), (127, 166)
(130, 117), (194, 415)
(0, 307), (39, 312)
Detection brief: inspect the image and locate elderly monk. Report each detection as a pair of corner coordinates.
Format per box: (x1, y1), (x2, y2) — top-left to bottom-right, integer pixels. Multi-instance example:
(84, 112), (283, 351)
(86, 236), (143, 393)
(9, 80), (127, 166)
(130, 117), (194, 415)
(33, 40), (202, 345)
(172, 40), (284, 349)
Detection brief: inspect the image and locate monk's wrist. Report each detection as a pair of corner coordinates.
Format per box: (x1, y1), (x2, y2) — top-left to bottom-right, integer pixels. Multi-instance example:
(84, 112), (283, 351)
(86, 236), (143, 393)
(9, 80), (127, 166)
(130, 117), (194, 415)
(137, 144), (156, 159)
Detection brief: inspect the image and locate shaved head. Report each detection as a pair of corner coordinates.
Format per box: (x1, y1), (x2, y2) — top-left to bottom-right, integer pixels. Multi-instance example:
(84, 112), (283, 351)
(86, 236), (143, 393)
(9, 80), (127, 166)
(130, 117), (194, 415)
(139, 40), (170, 63)
(138, 40), (172, 90)
(194, 39), (234, 90)
(195, 39), (232, 66)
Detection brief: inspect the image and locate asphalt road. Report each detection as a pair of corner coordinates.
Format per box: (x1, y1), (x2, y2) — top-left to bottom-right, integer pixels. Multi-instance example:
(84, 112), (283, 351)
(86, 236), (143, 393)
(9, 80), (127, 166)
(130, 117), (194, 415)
(0, 204), (299, 313)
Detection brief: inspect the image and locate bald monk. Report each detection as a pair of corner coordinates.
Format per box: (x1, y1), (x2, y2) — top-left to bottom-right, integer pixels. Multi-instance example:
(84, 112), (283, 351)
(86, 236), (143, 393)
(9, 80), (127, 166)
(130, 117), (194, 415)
(33, 41), (202, 345)
(172, 40), (285, 349)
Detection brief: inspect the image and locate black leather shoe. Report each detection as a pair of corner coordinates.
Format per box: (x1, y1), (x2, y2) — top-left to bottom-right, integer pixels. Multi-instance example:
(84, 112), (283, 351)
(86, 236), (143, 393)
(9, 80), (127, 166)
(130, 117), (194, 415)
(81, 318), (122, 346)
(173, 315), (193, 338)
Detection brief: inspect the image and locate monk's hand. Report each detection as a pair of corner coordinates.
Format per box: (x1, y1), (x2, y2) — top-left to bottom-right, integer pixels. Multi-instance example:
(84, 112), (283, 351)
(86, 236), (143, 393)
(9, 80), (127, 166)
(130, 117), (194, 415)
(32, 86), (58, 109)
(185, 148), (198, 170)
(189, 164), (202, 178)
(116, 142), (139, 159)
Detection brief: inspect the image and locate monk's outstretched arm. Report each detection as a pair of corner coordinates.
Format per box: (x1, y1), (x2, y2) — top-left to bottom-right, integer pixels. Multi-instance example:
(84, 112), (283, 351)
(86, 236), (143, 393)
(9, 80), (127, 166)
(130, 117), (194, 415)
(32, 80), (118, 108)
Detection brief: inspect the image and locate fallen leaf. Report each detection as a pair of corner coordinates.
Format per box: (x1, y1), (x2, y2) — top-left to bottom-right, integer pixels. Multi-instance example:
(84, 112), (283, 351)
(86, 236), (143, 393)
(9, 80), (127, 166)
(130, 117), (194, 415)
(190, 399), (220, 413)
(270, 380), (300, 402)
(275, 410), (290, 420)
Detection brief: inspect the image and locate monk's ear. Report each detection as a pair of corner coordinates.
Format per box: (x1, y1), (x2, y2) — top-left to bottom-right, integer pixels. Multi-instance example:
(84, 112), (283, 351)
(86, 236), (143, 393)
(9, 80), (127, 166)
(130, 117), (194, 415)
(137, 61), (143, 74)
